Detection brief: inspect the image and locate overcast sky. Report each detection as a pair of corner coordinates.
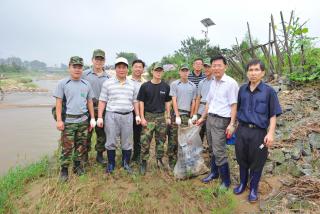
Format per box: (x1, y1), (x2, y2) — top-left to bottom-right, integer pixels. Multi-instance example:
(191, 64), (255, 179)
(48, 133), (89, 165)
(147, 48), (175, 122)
(0, 0), (319, 66)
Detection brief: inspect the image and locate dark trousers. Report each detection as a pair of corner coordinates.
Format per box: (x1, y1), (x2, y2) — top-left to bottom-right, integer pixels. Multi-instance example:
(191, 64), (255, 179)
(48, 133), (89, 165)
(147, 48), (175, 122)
(132, 111), (142, 159)
(235, 125), (268, 171)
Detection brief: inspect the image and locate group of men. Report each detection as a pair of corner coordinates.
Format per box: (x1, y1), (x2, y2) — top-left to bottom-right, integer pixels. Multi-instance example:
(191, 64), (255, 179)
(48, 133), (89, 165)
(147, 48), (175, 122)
(54, 49), (282, 203)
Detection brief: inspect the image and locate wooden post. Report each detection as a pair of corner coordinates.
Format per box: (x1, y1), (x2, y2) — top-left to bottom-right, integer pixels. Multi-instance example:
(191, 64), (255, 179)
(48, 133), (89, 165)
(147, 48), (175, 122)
(271, 14), (284, 75)
(247, 22), (257, 58)
(280, 11), (293, 73)
(235, 37), (247, 70)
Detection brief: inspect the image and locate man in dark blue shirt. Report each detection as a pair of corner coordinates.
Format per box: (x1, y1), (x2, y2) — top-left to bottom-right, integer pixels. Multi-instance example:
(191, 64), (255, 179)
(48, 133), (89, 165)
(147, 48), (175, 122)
(234, 59), (282, 203)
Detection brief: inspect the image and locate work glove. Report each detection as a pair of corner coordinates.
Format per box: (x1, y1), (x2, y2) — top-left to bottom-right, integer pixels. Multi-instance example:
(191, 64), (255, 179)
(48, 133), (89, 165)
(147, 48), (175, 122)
(97, 118), (104, 127)
(175, 116), (181, 125)
(90, 118), (96, 128)
(188, 119), (193, 126)
(191, 114), (198, 123)
(135, 115), (141, 124)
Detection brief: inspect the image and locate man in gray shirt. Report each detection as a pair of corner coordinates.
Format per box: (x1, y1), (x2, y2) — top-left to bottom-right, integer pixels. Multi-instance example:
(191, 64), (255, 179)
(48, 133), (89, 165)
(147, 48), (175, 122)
(97, 57), (140, 174)
(53, 56), (95, 182)
(82, 49), (109, 165)
(168, 64), (197, 169)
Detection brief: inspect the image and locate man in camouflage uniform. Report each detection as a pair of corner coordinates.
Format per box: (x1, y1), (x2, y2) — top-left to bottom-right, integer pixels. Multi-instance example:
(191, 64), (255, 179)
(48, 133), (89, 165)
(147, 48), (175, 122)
(167, 64), (197, 169)
(82, 49), (109, 164)
(54, 56), (96, 182)
(137, 63), (171, 175)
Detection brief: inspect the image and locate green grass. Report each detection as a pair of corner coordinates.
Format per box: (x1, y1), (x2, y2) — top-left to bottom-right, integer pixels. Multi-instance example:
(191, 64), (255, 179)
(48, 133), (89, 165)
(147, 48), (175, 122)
(0, 157), (49, 214)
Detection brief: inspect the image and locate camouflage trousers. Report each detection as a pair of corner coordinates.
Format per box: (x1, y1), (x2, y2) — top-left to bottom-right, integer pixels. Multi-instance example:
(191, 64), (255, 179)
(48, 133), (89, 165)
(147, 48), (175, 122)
(140, 112), (167, 161)
(87, 109), (106, 153)
(60, 121), (89, 167)
(167, 114), (189, 160)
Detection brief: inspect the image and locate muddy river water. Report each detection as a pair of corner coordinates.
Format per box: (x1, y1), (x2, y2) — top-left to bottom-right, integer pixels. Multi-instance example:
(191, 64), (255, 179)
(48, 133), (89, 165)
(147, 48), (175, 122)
(0, 79), (60, 175)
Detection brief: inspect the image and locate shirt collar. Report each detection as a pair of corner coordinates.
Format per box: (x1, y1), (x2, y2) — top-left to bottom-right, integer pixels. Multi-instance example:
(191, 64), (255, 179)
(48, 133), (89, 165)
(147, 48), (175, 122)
(214, 74), (227, 82)
(192, 71), (204, 77)
(89, 68), (108, 78)
(246, 81), (264, 91)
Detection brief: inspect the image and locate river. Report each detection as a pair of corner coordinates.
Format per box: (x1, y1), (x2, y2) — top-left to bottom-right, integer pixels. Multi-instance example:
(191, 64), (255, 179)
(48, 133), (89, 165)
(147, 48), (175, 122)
(0, 79), (60, 175)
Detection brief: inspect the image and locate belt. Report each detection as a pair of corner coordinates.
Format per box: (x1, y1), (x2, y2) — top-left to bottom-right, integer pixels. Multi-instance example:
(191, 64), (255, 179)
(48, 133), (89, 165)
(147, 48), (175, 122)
(240, 122), (265, 130)
(113, 111), (131, 115)
(209, 113), (230, 119)
(200, 101), (206, 105)
(66, 112), (88, 118)
(145, 111), (164, 114)
(178, 109), (190, 114)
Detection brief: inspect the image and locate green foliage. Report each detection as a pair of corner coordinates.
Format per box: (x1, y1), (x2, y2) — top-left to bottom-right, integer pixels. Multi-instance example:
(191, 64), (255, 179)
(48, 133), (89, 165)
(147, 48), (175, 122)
(289, 66), (320, 82)
(116, 52), (138, 66)
(0, 157), (49, 213)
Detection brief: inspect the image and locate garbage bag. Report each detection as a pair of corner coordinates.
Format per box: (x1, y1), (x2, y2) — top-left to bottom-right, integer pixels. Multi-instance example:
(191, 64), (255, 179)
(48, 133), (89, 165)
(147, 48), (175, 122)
(174, 125), (209, 179)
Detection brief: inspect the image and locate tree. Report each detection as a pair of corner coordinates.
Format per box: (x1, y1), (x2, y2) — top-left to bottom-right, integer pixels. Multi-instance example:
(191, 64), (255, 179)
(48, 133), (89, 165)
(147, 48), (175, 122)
(116, 52), (138, 66)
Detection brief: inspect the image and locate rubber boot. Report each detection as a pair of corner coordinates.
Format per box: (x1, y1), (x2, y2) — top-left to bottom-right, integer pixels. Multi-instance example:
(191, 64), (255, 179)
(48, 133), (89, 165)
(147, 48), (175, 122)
(96, 151), (107, 165)
(248, 170), (262, 203)
(122, 150), (133, 174)
(218, 162), (231, 188)
(233, 166), (249, 195)
(106, 150), (116, 174)
(156, 158), (165, 169)
(60, 167), (68, 182)
(73, 161), (85, 176)
(140, 160), (147, 175)
(202, 156), (219, 183)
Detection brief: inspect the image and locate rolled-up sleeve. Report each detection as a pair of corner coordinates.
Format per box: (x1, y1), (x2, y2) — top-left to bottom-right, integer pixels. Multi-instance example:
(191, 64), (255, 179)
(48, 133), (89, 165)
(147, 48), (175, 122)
(269, 89), (282, 118)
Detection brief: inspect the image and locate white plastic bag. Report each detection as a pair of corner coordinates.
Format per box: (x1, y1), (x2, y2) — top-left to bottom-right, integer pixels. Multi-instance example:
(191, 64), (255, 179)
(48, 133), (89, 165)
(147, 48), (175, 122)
(174, 125), (209, 179)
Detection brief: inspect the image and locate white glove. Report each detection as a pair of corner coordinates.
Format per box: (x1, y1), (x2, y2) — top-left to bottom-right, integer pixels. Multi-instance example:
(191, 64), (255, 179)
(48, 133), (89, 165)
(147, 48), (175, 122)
(97, 118), (103, 127)
(175, 117), (181, 125)
(191, 114), (198, 123)
(135, 115), (141, 124)
(90, 118), (96, 128)
(188, 119), (193, 126)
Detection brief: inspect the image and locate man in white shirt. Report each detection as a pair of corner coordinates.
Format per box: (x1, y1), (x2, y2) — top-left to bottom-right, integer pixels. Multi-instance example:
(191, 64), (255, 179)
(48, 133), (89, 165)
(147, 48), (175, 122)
(197, 55), (239, 188)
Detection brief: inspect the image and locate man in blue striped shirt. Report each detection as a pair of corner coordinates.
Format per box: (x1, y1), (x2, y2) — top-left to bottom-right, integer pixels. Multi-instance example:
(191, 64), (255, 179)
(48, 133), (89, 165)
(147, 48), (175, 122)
(188, 58), (206, 88)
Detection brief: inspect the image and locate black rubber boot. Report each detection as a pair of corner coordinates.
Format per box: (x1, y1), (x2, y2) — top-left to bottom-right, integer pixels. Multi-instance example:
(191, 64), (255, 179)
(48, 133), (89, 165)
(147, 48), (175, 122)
(60, 167), (68, 182)
(106, 150), (116, 174)
(140, 160), (147, 175)
(96, 151), (107, 165)
(73, 161), (85, 176)
(122, 150), (133, 174)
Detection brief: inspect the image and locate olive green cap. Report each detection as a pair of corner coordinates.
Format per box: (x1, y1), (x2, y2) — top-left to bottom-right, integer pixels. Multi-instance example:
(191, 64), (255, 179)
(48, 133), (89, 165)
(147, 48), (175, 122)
(92, 49), (105, 58)
(69, 56), (84, 66)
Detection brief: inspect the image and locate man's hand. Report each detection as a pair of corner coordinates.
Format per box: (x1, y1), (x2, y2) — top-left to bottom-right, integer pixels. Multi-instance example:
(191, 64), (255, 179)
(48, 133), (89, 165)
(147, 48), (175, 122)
(135, 115), (141, 125)
(191, 114), (198, 123)
(264, 132), (274, 148)
(56, 120), (64, 131)
(225, 124), (235, 138)
(166, 118), (171, 125)
(175, 117), (181, 125)
(196, 117), (205, 126)
(90, 118), (96, 128)
(97, 118), (104, 128)
(141, 118), (148, 127)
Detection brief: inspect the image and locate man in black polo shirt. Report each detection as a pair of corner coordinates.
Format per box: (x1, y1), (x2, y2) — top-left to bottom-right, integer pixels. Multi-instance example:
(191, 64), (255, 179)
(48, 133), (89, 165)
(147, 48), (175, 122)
(234, 59), (282, 203)
(137, 63), (171, 175)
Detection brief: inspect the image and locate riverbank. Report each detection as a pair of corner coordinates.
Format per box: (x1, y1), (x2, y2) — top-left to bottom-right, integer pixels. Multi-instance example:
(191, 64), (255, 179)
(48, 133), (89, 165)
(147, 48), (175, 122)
(0, 83), (319, 213)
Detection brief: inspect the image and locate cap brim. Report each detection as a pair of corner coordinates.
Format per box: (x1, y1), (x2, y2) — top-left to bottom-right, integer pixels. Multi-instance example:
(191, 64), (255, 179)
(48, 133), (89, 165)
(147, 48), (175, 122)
(154, 66), (163, 70)
(115, 62), (128, 66)
(94, 55), (105, 58)
(71, 63), (83, 66)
